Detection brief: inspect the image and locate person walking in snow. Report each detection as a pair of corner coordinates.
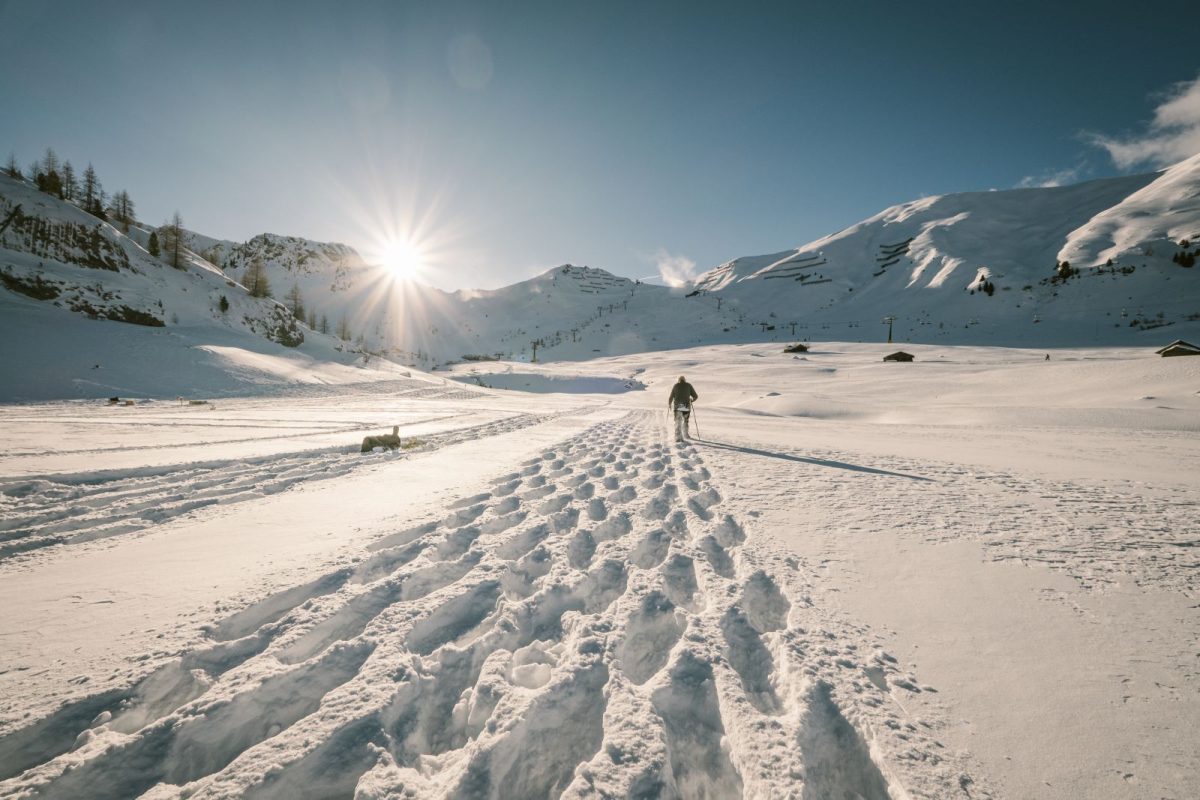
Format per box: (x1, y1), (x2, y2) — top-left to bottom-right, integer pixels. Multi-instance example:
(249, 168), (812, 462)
(667, 375), (698, 442)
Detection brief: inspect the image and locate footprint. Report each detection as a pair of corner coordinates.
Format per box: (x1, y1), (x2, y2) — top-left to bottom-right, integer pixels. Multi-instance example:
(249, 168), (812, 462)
(443, 504), (486, 529)
(587, 498), (608, 521)
(368, 521), (438, 553)
(712, 515), (745, 549)
(740, 571), (790, 632)
(698, 536), (735, 579)
(32, 643), (374, 800)
(352, 541), (426, 585)
(496, 522), (551, 561)
(661, 554), (701, 612)
(435, 525), (482, 560)
(797, 682), (892, 799)
(568, 530), (597, 570)
(449, 492), (492, 510)
(631, 529), (671, 569)
(592, 512), (632, 543)
(620, 592), (686, 685)
(205, 568), (353, 641)
(650, 652), (744, 799)
(406, 581), (502, 656)
(720, 608), (781, 715)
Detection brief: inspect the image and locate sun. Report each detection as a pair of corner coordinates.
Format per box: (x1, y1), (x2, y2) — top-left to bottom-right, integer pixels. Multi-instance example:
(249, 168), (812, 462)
(381, 238), (425, 280)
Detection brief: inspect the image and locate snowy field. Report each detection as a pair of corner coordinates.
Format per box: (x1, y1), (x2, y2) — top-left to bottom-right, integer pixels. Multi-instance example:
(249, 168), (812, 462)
(0, 342), (1197, 799)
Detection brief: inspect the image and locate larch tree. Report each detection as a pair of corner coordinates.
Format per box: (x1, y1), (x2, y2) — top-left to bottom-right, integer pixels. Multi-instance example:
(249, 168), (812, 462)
(285, 283), (305, 319)
(61, 161), (77, 200)
(168, 211), (185, 269)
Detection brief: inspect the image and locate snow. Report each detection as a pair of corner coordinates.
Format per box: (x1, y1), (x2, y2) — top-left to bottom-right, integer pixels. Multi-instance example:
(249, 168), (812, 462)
(3, 156), (1200, 797)
(1, 341), (1197, 799)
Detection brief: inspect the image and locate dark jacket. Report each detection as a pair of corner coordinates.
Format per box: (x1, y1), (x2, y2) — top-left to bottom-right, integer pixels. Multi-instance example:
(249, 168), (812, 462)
(668, 381), (697, 409)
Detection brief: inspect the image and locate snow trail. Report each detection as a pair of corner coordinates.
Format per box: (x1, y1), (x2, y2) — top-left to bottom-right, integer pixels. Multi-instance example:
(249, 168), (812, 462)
(0, 411), (985, 798)
(0, 409), (583, 560)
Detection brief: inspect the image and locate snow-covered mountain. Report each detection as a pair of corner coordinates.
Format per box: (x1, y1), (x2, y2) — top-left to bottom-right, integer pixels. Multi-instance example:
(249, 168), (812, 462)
(225, 156), (1199, 367)
(688, 153), (1200, 347)
(3, 154), (1199, 401)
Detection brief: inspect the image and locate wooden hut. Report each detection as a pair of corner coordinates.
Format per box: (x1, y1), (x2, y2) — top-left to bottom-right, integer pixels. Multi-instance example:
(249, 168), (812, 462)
(883, 351), (914, 362)
(1155, 340), (1200, 357)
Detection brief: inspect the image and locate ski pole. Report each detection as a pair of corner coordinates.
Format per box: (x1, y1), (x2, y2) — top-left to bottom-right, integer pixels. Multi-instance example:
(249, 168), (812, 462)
(691, 406), (700, 439)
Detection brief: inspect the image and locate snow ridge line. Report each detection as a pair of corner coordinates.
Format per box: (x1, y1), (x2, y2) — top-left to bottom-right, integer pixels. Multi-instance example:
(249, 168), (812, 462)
(0, 411), (986, 799)
(0, 408), (589, 562)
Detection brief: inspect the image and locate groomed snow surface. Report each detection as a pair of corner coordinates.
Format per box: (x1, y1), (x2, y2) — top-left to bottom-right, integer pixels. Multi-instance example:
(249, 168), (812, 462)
(1, 343), (1197, 799)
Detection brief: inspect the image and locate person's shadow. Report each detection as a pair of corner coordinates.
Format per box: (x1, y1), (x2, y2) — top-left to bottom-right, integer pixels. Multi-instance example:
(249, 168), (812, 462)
(695, 439), (932, 481)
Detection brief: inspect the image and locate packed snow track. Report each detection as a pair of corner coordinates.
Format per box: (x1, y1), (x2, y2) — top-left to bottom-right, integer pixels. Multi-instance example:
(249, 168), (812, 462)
(0, 411), (975, 799)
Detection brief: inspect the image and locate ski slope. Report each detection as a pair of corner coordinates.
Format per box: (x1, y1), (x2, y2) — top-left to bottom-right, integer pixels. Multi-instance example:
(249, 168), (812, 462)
(1, 343), (1196, 799)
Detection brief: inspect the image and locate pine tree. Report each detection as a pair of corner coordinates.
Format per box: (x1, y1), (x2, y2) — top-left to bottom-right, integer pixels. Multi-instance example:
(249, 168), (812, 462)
(319, 314), (329, 335)
(285, 283), (305, 319)
(218, 295), (230, 313)
(148, 230), (160, 256)
(337, 315), (351, 340)
(306, 308), (317, 329)
(4, 152), (20, 179)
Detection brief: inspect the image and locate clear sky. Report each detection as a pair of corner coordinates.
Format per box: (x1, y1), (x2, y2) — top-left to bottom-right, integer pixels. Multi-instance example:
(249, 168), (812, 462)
(3, 0), (1198, 290)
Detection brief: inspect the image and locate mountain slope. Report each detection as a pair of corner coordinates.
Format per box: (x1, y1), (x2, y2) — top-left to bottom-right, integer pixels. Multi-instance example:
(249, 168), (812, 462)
(688, 158), (1200, 346)
(0, 174), (414, 401)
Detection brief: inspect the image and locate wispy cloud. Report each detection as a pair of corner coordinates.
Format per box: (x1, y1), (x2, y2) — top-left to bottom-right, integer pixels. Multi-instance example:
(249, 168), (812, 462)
(1016, 165), (1083, 188)
(1085, 73), (1200, 169)
(650, 248), (699, 287)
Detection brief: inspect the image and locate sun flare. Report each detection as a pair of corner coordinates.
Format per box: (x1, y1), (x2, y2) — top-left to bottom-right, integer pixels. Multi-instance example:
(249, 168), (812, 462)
(380, 238), (425, 280)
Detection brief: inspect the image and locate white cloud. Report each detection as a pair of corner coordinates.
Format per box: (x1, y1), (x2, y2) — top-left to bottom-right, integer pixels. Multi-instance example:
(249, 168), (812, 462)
(651, 248), (698, 287)
(1085, 73), (1200, 169)
(1017, 165), (1083, 188)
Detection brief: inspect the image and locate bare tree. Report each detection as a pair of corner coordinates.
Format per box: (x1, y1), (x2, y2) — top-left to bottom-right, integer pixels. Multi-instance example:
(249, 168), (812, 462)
(285, 283), (305, 319)
(61, 160), (77, 200)
(82, 163), (102, 215)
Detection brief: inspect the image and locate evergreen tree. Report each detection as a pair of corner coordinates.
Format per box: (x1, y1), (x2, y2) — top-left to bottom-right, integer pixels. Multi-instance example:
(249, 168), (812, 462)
(285, 283), (305, 319)
(306, 307), (317, 329)
(218, 295), (230, 313)
(148, 230), (160, 256)
(4, 152), (20, 179)
(319, 314), (329, 335)
(337, 314), (351, 340)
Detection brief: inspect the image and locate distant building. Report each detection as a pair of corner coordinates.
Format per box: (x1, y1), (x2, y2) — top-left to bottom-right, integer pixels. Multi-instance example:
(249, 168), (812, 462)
(883, 351), (914, 362)
(1155, 340), (1200, 357)
(784, 343), (809, 353)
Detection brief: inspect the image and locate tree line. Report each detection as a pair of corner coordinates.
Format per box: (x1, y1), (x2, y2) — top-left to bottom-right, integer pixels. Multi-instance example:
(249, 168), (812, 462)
(6, 147), (136, 228)
(9, 146), (359, 344)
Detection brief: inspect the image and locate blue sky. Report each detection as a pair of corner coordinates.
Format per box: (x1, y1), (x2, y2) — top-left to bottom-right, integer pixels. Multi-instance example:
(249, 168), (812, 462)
(2, 0), (1198, 290)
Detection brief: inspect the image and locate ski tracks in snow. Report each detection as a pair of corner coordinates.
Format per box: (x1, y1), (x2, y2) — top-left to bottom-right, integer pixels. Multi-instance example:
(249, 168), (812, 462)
(0, 410), (983, 799)
(0, 409), (583, 562)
